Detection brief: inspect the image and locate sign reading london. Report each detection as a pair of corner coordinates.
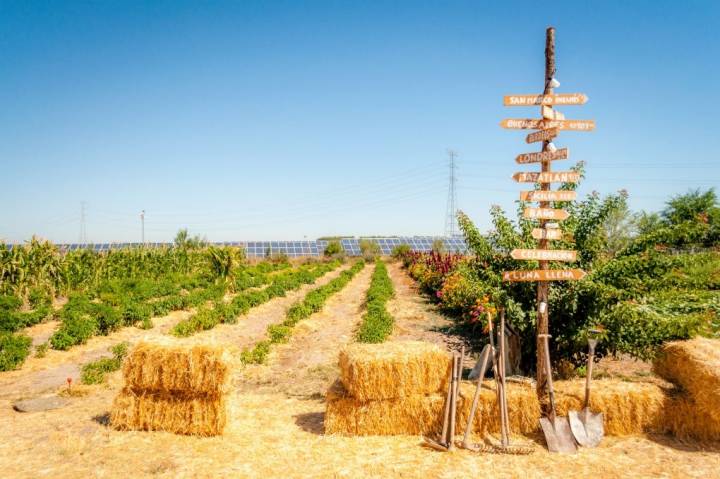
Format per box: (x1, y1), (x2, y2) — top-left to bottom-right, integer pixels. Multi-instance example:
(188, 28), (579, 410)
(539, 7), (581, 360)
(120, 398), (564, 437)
(515, 148), (569, 164)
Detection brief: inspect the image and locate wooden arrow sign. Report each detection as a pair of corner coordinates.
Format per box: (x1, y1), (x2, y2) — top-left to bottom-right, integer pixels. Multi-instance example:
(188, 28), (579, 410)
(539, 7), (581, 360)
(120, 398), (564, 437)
(531, 228), (564, 240)
(515, 148), (569, 164)
(542, 105), (565, 121)
(520, 190), (577, 202)
(500, 119), (595, 131)
(526, 128), (558, 144)
(513, 171), (580, 183)
(502, 269), (587, 282)
(523, 208), (569, 220)
(510, 249), (577, 262)
(503, 93), (589, 106)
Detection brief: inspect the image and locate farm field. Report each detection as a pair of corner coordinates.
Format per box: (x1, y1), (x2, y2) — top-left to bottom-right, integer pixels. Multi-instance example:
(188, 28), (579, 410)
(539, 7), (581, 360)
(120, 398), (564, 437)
(0, 258), (718, 478)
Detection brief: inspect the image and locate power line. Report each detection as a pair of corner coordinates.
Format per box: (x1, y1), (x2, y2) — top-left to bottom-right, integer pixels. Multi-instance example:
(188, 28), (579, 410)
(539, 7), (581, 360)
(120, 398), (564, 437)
(79, 201), (87, 244)
(444, 149), (459, 237)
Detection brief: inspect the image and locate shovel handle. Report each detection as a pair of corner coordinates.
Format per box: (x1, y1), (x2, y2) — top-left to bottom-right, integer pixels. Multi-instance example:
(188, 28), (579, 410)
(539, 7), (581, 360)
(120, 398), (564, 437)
(539, 334), (558, 421)
(584, 341), (596, 409)
(462, 347), (491, 445)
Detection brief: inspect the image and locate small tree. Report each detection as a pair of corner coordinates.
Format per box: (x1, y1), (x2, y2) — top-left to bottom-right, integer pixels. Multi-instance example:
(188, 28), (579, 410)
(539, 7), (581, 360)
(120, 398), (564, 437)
(431, 239), (446, 253)
(324, 240), (344, 257)
(359, 239), (381, 260)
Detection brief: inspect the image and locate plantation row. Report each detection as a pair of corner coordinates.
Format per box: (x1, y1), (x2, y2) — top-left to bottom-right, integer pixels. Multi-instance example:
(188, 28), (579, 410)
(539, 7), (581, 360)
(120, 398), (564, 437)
(356, 259), (395, 343)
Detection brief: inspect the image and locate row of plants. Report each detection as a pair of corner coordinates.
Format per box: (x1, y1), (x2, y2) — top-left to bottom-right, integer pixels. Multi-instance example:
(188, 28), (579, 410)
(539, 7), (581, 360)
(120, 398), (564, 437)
(0, 290), (54, 371)
(356, 259), (395, 343)
(241, 259), (366, 364)
(80, 342), (129, 384)
(172, 259), (344, 337)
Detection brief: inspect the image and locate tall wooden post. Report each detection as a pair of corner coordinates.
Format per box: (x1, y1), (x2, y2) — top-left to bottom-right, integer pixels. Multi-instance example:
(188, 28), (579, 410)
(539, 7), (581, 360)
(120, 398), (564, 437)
(536, 27), (555, 398)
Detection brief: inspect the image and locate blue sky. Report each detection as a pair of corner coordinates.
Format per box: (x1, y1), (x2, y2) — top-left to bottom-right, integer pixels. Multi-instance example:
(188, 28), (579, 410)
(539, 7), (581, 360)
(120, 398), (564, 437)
(1, 1), (718, 243)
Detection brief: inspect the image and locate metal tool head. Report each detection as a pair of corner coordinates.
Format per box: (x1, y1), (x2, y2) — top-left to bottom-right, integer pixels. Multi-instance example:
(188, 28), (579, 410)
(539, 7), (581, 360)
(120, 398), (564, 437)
(569, 408), (604, 448)
(587, 329), (602, 349)
(539, 416), (578, 454)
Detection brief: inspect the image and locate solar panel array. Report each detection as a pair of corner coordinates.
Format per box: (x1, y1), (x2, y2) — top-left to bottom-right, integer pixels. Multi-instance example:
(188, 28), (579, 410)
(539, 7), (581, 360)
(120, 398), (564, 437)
(4, 236), (468, 257)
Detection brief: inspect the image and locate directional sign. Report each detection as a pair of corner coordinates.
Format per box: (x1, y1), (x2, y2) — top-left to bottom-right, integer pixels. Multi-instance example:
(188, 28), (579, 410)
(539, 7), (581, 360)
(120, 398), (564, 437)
(520, 190), (577, 202)
(531, 228), (564, 240)
(503, 93), (589, 106)
(515, 148), (569, 164)
(502, 269), (587, 282)
(526, 128), (558, 144)
(510, 249), (577, 262)
(523, 208), (569, 220)
(500, 119), (595, 131)
(542, 105), (565, 121)
(512, 171), (580, 183)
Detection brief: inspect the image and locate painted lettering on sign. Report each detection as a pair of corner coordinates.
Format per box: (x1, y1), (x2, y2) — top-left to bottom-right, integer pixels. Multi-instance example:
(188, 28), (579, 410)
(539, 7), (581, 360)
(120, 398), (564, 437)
(512, 171), (580, 183)
(531, 228), (564, 240)
(503, 94), (589, 106)
(541, 105), (565, 121)
(515, 148), (569, 164)
(500, 119), (595, 131)
(523, 208), (569, 220)
(510, 249), (577, 262)
(502, 269), (587, 282)
(520, 190), (577, 202)
(526, 128), (558, 144)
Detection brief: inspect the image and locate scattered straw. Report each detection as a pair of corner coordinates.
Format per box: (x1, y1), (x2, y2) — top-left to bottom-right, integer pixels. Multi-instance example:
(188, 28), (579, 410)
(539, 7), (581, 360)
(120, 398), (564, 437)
(338, 341), (450, 401)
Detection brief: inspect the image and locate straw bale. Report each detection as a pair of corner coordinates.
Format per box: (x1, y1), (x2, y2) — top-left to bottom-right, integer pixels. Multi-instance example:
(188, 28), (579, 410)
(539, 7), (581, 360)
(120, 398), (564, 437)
(338, 341), (451, 401)
(122, 340), (233, 395)
(653, 337), (720, 422)
(110, 388), (228, 436)
(456, 381), (540, 437)
(553, 379), (670, 436)
(664, 393), (720, 441)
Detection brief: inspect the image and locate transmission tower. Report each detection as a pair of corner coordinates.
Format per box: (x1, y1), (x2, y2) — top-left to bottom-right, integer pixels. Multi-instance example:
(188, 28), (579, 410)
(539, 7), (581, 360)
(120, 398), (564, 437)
(444, 149), (459, 237)
(79, 201), (87, 244)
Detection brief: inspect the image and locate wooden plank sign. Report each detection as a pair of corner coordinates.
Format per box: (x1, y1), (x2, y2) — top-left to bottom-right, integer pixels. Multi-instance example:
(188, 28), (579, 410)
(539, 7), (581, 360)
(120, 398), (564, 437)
(500, 119), (595, 131)
(542, 105), (565, 121)
(520, 190), (577, 202)
(531, 228), (564, 240)
(515, 148), (568, 164)
(526, 128), (558, 144)
(510, 249), (577, 262)
(503, 93), (589, 106)
(523, 207), (569, 220)
(513, 171), (580, 183)
(502, 269), (587, 282)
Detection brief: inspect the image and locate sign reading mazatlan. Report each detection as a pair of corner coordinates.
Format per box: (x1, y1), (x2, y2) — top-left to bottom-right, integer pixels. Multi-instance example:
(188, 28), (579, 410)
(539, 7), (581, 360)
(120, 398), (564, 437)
(502, 269), (587, 282)
(515, 148), (569, 164)
(500, 119), (595, 131)
(510, 249), (577, 262)
(512, 171), (580, 183)
(523, 207), (569, 220)
(503, 93), (589, 106)
(526, 128), (558, 144)
(531, 228), (563, 240)
(520, 190), (576, 202)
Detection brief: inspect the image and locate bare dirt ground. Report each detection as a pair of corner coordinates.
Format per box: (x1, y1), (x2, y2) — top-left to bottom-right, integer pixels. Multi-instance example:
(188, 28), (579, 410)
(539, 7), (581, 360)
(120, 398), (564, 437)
(0, 260), (718, 478)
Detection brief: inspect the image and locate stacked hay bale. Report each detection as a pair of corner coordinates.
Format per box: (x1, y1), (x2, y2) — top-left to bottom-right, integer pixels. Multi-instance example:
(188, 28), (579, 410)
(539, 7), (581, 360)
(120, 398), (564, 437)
(111, 340), (234, 436)
(653, 337), (720, 440)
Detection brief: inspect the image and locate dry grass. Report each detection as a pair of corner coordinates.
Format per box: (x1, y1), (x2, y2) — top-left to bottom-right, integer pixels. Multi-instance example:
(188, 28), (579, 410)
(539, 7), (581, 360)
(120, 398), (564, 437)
(338, 341), (450, 401)
(653, 337), (720, 422)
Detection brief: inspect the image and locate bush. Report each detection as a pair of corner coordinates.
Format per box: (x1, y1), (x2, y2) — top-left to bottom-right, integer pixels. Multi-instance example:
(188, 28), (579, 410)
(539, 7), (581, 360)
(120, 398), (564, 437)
(80, 341), (129, 384)
(359, 239), (381, 260)
(391, 244), (411, 259)
(0, 333), (32, 371)
(324, 240), (344, 257)
(431, 239), (446, 253)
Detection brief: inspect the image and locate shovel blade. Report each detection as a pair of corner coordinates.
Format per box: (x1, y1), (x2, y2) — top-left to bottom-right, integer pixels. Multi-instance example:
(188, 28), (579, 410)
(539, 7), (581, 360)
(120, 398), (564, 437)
(568, 409), (604, 448)
(539, 416), (577, 454)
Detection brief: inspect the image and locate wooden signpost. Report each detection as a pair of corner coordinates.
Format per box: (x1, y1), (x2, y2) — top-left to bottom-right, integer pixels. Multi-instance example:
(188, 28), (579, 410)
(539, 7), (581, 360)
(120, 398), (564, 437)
(515, 148), (568, 164)
(503, 93), (589, 106)
(500, 27), (593, 396)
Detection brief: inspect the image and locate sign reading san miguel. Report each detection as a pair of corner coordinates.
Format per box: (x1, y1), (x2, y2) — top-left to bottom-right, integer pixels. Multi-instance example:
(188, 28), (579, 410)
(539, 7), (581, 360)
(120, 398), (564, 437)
(520, 190), (577, 202)
(526, 128), (558, 144)
(515, 148), (568, 164)
(523, 207), (569, 220)
(531, 228), (563, 240)
(503, 93), (589, 106)
(502, 269), (587, 282)
(511, 248), (577, 262)
(500, 119), (595, 131)
(512, 171), (580, 183)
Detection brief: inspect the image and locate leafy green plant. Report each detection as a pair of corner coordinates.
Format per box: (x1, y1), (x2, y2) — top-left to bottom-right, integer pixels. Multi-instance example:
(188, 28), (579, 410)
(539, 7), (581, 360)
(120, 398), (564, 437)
(324, 240), (344, 257)
(357, 260), (395, 343)
(35, 341), (49, 358)
(0, 333), (32, 371)
(359, 239), (381, 260)
(391, 244), (411, 259)
(80, 341), (129, 384)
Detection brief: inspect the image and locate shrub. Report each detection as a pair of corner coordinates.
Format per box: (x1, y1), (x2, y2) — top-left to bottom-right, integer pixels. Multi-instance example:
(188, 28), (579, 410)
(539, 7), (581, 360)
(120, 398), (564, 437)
(0, 333), (32, 371)
(324, 240), (344, 257)
(391, 244), (411, 259)
(359, 239), (381, 260)
(80, 341), (129, 384)
(431, 239), (446, 253)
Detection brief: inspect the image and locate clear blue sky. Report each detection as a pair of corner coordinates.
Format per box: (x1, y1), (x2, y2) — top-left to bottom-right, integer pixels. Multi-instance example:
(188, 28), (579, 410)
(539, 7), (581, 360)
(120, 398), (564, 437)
(1, 1), (718, 243)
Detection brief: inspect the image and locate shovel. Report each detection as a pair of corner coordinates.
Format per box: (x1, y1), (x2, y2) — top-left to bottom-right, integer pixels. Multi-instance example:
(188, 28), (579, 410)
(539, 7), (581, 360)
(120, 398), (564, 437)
(460, 316), (494, 451)
(538, 333), (577, 454)
(569, 331), (604, 447)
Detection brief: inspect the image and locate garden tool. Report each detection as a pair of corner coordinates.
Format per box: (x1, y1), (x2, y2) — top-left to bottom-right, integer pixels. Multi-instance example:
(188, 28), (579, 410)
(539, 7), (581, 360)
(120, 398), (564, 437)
(423, 352), (458, 452)
(460, 346), (491, 451)
(569, 329), (604, 447)
(447, 346), (464, 450)
(539, 333), (577, 454)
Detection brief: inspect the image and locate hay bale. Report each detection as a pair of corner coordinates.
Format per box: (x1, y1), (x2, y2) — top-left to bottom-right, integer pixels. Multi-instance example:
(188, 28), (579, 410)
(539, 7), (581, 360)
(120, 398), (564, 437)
(122, 340), (233, 395)
(653, 337), (720, 422)
(457, 381), (540, 437)
(338, 341), (451, 401)
(111, 388), (227, 436)
(554, 380), (670, 436)
(664, 393), (720, 441)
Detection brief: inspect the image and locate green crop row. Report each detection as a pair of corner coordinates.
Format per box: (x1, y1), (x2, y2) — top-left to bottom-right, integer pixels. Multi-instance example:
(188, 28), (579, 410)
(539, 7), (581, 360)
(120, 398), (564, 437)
(80, 342), (129, 384)
(356, 259), (395, 343)
(171, 260), (343, 337)
(0, 332), (32, 372)
(241, 259), (366, 364)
